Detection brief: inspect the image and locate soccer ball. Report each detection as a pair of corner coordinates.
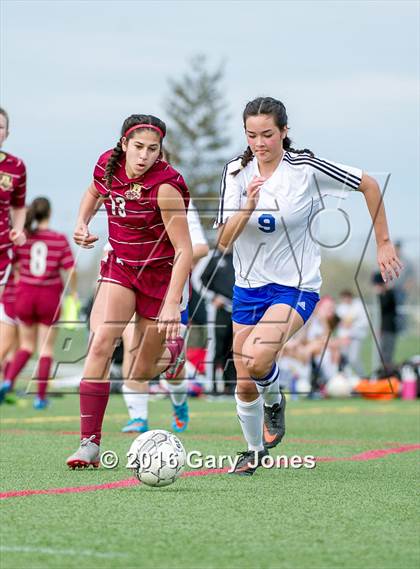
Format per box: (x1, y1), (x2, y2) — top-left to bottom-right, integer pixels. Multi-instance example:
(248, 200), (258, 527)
(326, 373), (352, 398)
(127, 429), (186, 487)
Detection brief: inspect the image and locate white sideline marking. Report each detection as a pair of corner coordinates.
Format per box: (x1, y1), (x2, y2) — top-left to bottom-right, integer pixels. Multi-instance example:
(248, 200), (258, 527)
(0, 546), (127, 558)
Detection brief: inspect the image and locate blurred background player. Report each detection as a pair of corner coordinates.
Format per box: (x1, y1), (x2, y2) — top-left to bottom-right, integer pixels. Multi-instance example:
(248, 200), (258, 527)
(372, 271), (399, 370)
(66, 114), (192, 469)
(0, 197), (77, 408)
(0, 108), (27, 297)
(120, 199), (209, 433)
(336, 289), (368, 377)
(391, 240), (415, 334)
(216, 96), (402, 475)
(200, 247), (236, 395)
(305, 295), (342, 396)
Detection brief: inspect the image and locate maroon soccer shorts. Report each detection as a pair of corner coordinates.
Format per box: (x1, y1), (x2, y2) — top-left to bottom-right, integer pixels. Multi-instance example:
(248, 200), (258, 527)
(15, 284), (62, 326)
(98, 251), (173, 320)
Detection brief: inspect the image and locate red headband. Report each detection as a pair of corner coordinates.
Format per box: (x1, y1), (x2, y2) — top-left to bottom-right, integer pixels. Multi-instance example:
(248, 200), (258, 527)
(124, 124), (165, 139)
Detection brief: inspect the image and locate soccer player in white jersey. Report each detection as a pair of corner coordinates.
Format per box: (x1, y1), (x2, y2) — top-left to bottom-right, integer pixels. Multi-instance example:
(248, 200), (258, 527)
(216, 96), (402, 475)
(121, 200), (209, 433)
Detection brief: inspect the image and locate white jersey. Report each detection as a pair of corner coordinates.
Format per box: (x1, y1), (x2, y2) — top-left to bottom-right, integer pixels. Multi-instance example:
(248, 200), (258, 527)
(187, 201), (208, 247)
(336, 298), (368, 340)
(216, 151), (362, 292)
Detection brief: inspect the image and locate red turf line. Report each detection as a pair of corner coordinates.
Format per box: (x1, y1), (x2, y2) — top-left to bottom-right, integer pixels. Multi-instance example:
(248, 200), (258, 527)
(0, 478), (138, 499)
(0, 468), (227, 500)
(1, 445), (420, 500)
(316, 444), (420, 462)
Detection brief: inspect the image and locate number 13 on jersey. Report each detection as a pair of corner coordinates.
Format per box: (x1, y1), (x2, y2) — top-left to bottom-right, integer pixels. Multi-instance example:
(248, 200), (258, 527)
(110, 195), (126, 217)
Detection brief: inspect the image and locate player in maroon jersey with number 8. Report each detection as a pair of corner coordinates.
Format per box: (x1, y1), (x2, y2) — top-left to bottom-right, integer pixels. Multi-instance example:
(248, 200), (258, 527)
(0, 197), (77, 407)
(66, 114), (192, 469)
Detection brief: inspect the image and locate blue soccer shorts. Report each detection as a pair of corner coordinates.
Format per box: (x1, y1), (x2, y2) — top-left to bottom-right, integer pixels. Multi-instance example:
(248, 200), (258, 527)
(180, 306), (189, 326)
(232, 283), (319, 325)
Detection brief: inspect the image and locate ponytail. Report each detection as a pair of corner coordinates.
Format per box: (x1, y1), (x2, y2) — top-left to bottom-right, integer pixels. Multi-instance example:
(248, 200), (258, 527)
(231, 146), (253, 176)
(104, 140), (123, 190)
(24, 206), (35, 235)
(24, 197), (51, 235)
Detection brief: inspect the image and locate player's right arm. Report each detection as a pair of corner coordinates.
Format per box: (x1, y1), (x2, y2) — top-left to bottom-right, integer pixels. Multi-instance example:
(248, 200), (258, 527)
(73, 183), (104, 248)
(217, 175), (265, 251)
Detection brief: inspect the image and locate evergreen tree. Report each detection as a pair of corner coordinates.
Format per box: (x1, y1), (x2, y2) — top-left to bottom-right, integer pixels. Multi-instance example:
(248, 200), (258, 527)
(164, 54), (231, 224)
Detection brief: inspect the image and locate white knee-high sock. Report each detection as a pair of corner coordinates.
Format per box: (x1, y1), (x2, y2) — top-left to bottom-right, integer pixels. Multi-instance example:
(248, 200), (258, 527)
(252, 363), (282, 407)
(235, 391), (264, 452)
(161, 378), (188, 406)
(122, 384), (149, 420)
(263, 379), (282, 407)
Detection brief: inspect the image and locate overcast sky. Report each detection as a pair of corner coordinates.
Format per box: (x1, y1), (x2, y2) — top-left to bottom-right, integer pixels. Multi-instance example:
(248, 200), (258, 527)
(1, 0), (419, 268)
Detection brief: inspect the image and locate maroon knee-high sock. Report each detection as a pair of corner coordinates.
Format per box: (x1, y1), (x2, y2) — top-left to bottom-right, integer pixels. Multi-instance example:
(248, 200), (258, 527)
(79, 380), (110, 445)
(37, 356), (52, 400)
(166, 337), (184, 366)
(5, 349), (32, 389)
(2, 360), (12, 379)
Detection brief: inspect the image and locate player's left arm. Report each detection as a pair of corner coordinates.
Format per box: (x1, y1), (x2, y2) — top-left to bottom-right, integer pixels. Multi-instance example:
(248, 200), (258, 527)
(9, 207), (26, 246)
(357, 172), (403, 283)
(67, 268), (78, 297)
(158, 184), (193, 339)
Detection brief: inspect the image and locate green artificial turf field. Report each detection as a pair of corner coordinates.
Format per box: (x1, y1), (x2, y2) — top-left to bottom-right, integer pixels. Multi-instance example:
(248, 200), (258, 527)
(0, 395), (419, 569)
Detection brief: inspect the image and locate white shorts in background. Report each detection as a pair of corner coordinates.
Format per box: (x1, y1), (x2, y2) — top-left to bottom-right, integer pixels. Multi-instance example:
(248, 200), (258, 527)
(0, 303), (17, 326)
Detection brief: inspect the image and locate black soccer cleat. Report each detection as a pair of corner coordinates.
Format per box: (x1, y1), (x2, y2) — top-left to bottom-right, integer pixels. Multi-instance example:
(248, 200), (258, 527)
(230, 449), (269, 476)
(263, 393), (286, 449)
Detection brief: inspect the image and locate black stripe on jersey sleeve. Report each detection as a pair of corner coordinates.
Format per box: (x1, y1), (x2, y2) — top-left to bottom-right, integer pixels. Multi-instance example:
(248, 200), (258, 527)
(284, 153), (361, 189)
(283, 155), (361, 190)
(284, 152), (361, 185)
(284, 156), (359, 190)
(217, 156), (242, 225)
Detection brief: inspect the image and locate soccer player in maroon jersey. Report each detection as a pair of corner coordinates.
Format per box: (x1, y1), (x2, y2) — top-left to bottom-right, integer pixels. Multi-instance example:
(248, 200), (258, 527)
(0, 197), (77, 408)
(0, 108), (27, 296)
(0, 270), (19, 383)
(66, 114), (192, 469)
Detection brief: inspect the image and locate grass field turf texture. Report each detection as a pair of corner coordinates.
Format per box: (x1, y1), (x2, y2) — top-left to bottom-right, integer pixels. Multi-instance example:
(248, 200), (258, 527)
(0, 395), (419, 569)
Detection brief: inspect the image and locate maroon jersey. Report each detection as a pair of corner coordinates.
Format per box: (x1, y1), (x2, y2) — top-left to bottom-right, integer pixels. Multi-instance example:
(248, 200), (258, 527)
(93, 151), (189, 268)
(15, 229), (75, 287)
(0, 151), (26, 253)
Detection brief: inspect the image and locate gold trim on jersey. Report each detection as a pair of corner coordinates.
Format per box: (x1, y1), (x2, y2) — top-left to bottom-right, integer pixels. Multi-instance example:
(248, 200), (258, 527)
(0, 172), (13, 191)
(124, 183), (142, 200)
(0, 152), (6, 164)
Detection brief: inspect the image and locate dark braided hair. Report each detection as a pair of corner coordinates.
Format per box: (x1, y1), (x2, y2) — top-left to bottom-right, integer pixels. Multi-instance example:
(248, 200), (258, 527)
(25, 197), (51, 235)
(232, 97), (314, 175)
(104, 114), (166, 189)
